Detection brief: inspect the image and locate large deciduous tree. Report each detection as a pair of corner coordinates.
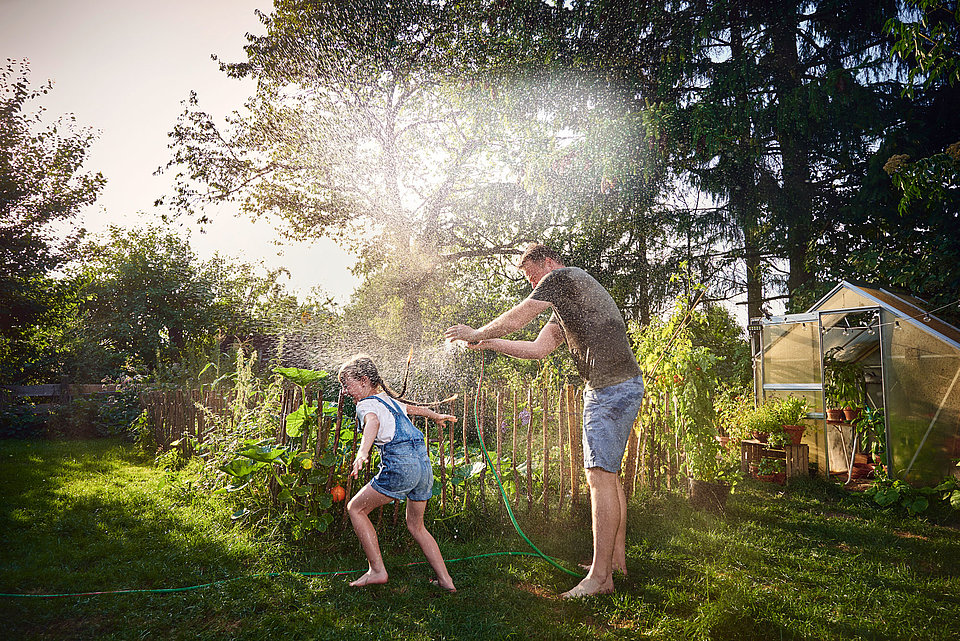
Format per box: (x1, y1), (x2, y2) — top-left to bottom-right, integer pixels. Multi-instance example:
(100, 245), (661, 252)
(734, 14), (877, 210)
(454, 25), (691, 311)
(161, 1), (542, 346)
(828, 0), (960, 318)
(0, 60), (105, 383)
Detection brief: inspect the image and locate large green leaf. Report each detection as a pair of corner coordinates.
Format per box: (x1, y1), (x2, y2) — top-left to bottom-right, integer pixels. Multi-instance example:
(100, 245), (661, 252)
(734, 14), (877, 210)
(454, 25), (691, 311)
(274, 366), (329, 387)
(315, 513), (334, 532)
(237, 443), (289, 464)
(322, 401), (341, 417)
(285, 404), (318, 438)
(452, 461), (486, 483)
(219, 458), (267, 478)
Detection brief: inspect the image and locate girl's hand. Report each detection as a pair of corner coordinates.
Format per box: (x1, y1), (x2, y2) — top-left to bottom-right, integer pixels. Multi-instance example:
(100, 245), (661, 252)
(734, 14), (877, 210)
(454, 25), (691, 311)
(350, 451), (369, 478)
(435, 414), (457, 426)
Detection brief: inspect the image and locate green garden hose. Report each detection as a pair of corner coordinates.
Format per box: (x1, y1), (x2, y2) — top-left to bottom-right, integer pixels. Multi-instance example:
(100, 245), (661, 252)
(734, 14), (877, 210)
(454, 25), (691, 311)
(0, 552), (553, 598)
(470, 354), (582, 578)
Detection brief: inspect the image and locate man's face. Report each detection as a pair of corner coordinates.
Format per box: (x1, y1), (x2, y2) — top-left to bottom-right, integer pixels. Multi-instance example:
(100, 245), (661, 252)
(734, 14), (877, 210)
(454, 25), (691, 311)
(519, 260), (551, 289)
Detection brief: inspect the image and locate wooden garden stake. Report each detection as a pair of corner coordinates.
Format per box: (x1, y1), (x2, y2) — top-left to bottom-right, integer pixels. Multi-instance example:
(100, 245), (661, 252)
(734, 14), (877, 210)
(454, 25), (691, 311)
(326, 390), (345, 492)
(439, 410), (447, 513)
(462, 393), (470, 512)
(623, 426), (639, 501)
(525, 387), (533, 512)
(512, 388), (519, 508)
(542, 386), (550, 520)
(479, 391), (486, 513)
(566, 384), (581, 507)
(557, 387), (565, 512)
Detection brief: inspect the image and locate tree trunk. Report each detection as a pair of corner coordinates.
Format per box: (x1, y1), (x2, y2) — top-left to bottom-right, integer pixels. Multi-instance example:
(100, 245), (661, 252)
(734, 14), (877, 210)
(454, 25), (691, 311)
(771, 2), (813, 301)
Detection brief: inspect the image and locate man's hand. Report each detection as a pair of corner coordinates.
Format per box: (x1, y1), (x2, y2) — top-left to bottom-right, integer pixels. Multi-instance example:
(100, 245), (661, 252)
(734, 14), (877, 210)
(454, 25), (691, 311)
(445, 324), (480, 343)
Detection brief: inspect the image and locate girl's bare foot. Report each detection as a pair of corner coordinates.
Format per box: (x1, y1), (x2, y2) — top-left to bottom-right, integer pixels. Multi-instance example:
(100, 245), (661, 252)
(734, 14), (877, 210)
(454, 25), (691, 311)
(560, 576), (614, 599)
(349, 569), (388, 587)
(429, 577), (457, 593)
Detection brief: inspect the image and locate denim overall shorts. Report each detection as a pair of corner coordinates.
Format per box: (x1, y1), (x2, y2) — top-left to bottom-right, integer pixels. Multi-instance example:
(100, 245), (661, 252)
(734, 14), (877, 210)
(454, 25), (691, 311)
(359, 396), (434, 502)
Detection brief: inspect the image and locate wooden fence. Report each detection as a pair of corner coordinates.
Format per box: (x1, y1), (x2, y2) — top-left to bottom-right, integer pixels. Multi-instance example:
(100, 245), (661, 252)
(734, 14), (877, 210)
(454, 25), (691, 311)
(138, 382), (681, 521)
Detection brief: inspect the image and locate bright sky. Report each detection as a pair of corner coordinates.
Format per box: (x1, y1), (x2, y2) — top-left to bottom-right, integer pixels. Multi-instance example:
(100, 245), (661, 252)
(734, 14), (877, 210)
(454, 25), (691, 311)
(3, 0), (360, 303)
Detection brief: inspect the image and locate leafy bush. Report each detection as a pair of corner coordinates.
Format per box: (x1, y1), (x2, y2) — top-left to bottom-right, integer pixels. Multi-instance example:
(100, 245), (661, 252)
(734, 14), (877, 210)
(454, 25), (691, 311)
(0, 400), (47, 439)
(186, 350), (351, 539)
(42, 391), (141, 439)
(865, 471), (960, 517)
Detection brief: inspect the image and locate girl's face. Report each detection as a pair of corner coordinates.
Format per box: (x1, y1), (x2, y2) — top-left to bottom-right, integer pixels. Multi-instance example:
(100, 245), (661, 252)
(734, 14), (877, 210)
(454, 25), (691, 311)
(341, 374), (375, 402)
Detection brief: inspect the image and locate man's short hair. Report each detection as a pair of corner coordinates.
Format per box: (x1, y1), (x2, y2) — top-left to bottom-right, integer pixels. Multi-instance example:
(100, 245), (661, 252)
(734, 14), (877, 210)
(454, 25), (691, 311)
(518, 243), (564, 267)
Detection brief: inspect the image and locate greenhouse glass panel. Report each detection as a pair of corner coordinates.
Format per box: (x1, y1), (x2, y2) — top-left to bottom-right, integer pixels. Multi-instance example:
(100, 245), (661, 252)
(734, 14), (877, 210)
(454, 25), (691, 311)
(883, 312), (960, 484)
(818, 288), (874, 313)
(761, 321), (821, 388)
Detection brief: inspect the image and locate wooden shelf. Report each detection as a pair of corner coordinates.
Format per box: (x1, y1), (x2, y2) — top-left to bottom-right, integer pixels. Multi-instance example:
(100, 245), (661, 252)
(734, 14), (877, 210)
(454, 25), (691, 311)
(740, 440), (810, 478)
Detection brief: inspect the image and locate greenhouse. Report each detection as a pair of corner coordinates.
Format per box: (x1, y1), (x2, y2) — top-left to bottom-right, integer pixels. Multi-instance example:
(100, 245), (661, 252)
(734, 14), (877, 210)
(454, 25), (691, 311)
(751, 281), (960, 485)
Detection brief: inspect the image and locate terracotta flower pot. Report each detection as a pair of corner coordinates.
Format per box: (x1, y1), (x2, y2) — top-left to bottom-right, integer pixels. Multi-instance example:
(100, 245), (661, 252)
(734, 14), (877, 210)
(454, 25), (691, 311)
(782, 424), (805, 446)
(843, 407), (861, 422)
(826, 408), (845, 424)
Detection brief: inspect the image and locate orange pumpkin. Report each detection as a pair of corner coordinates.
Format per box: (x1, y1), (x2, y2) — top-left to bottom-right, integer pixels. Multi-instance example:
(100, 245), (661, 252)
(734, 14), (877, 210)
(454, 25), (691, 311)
(330, 485), (346, 502)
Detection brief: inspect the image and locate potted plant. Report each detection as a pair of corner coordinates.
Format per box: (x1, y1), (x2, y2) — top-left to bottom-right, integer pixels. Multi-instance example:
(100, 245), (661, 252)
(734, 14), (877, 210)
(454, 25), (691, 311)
(755, 457), (786, 484)
(740, 400), (779, 443)
(768, 396), (809, 447)
(823, 349), (865, 423)
(713, 384), (754, 448)
(852, 406), (886, 465)
(685, 435), (739, 514)
(684, 397), (740, 513)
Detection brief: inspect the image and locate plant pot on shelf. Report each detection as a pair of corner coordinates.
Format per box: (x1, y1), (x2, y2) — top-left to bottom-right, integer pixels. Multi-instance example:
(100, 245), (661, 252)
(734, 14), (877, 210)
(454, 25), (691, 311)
(843, 407), (861, 423)
(826, 408), (845, 424)
(782, 424), (805, 446)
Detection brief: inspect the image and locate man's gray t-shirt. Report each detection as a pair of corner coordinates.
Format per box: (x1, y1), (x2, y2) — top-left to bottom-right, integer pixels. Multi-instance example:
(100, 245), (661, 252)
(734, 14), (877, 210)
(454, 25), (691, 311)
(528, 267), (640, 389)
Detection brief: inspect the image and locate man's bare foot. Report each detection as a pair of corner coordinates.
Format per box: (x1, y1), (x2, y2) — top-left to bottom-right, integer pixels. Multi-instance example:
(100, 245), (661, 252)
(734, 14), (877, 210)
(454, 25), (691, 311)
(349, 569), (388, 587)
(560, 576), (614, 599)
(429, 577), (457, 593)
(578, 560), (627, 576)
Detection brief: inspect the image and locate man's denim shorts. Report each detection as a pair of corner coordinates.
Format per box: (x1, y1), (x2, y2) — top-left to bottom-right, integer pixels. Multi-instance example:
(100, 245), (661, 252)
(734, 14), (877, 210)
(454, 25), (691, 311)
(582, 374), (645, 473)
(370, 440), (435, 502)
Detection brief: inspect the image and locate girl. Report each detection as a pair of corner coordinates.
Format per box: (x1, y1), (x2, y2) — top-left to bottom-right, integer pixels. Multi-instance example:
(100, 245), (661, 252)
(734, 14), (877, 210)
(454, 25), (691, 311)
(338, 354), (457, 592)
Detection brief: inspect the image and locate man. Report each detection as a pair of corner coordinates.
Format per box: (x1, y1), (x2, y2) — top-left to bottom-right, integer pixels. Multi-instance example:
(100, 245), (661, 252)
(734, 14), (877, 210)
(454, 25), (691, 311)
(445, 243), (644, 598)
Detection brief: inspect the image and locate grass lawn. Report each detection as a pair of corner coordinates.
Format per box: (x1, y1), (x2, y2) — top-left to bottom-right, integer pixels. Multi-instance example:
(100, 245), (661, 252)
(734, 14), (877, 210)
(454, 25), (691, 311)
(1, 439), (959, 640)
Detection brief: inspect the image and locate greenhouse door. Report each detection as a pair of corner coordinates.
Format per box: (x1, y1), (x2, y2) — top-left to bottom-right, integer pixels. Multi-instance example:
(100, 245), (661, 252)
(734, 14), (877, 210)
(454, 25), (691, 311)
(754, 313), (824, 475)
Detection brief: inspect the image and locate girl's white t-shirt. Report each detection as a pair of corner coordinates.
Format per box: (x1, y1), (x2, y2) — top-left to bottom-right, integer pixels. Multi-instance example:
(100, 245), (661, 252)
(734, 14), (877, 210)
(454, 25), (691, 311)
(355, 392), (404, 445)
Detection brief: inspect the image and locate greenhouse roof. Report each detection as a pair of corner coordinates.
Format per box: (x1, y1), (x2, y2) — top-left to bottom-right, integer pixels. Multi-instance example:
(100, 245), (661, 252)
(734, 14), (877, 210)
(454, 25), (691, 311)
(808, 281), (960, 351)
